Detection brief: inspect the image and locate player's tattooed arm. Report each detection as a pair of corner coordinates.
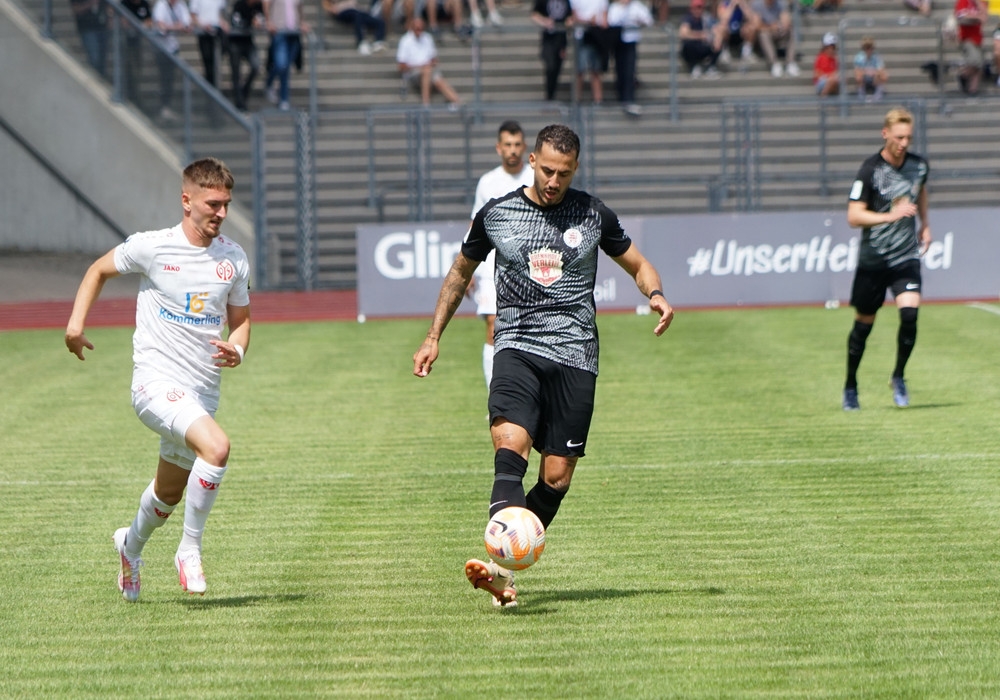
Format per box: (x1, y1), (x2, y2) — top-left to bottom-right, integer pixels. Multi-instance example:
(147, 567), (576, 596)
(414, 253), (479, 377)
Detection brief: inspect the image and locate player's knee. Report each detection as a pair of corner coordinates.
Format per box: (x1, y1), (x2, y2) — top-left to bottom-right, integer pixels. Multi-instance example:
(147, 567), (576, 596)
(494, 448), (528, 480)
(899, 306), (918, 327)
(198, 436), (231, 467)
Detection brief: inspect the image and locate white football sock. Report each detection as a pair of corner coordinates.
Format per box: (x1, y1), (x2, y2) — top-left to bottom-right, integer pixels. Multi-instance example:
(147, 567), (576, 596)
(483, 343), (494, 389)
(178, 458), (227, 554)
(125, 479), (176, 559)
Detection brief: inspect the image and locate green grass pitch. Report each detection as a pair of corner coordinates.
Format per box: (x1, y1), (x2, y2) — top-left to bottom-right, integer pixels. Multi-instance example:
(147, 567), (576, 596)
(3, 304), (1000, 698)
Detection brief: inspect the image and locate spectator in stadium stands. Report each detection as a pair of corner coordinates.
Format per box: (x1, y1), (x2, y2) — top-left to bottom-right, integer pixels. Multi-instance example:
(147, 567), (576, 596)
(607, 0), (653, 116)
(531, 0), (572, 100)
(407, 0), (470, 39)
(121, 0), (153, 105)
(953, 0), (987, 95)
(323, 0), (388, 54)
(264, 0), (308, 110)
(396, 17), (463, 107)
(716, 0), (758, 66)
(652, 0), (668, 24)
(572, 0), (611, 104)
(228, 0), (265, 111)
(903, 0), (932, 16)
(751, 0), (799, 77)
(853, 35), (887, 101)
(467, 0), (504, 28)
(190, 0), (228, 87)
(993, 23), (1000, 87)
(71, 0), (110, 77)
(810, 0), (840, 11)
(679, 0), (721, 79)
(813, 31), (840, 96)
(152, 0), (192, 122)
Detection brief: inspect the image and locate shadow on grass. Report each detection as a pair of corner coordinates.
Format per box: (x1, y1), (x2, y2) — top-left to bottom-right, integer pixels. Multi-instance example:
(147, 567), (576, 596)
(177, 593), (307, 608)
(510, 585), (725, 614)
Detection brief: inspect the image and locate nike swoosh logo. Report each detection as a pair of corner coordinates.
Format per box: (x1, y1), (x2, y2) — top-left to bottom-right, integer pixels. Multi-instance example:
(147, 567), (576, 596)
(905, 283), (919, 290)
(489, 501), (508, 512)
(566, 440), (584, 448)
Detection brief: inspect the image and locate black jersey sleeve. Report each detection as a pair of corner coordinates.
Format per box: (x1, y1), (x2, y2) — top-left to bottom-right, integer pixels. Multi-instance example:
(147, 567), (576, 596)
(461, 207), (494, 262)
(596, 200), (632, 258)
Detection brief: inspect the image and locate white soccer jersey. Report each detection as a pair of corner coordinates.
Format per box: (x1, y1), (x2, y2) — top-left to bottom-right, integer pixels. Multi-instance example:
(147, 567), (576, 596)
(471, 164), (534, 288)
(115, 225), (251, 397)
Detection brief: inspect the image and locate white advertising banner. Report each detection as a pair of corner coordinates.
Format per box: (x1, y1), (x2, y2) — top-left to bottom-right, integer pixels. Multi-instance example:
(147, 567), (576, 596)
(356, 208), (998, 318)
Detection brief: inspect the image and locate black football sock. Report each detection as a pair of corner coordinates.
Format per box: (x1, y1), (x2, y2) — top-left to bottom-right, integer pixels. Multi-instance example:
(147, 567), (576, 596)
(893, 307), (918, 378)
(525, 479), (566, 529)
(490, 448), (528, 518)
(846, 320), (873, 390)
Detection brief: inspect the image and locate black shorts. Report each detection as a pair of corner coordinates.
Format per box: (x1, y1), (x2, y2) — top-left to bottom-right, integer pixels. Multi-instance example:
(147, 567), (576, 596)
(489, 348), (596, 458)
(850, 259), (922, 315)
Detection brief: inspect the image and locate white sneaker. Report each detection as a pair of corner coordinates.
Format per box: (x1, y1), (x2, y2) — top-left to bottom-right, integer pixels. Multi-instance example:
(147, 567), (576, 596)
(741, 42), (754, 60)
(786, 61), (800, 77)
(624, 103), (643, 116)
(704, 66), (721, 79)
(358, 40), (372, 56)
(488, 9), (503, 25)
(771, 62), (783, 78)
(691, 65), (703, 79)
(175, 550), (207, 594)
(718, 48), (731, 65)
(266, 85), (279, 104)
(469, 9), (484, 27)
(113, 527), (142, 602)
(279, 101), (290, 111)
(465, 559), (517, 607)
(371, 40), (387, 53)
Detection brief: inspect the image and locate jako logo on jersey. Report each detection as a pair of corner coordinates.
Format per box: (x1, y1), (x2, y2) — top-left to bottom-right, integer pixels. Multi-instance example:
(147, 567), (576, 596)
(198, 479), (219, 490)
(162, 265), (180, 272)
(216, 260), (235, 281)
(374, 230), (463, 280)
(529, 247), (563, 286)
(166, 388), (185, 402)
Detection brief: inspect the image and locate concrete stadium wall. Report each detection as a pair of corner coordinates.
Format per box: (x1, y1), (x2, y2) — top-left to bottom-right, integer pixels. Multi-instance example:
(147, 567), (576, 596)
(0, 0), (253, 256)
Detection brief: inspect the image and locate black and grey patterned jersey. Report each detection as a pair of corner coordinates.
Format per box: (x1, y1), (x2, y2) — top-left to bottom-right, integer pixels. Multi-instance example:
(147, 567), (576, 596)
(848, 151), (929, 270)
(463, 187), (632, 375)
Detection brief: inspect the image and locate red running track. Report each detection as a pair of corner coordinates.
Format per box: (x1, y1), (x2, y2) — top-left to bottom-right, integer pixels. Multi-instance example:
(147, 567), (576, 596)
(0, 290), (358, 331)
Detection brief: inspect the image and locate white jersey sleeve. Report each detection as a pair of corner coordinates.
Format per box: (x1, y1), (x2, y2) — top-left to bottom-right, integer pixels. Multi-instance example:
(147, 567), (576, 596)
(115, 225), (251, 396)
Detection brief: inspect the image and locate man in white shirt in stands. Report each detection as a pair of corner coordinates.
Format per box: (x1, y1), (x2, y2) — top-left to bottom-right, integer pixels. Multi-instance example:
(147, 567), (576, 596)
(65, 157), (251, 602)
(396, 16), (462, 107)
(468, 120), (534, 390)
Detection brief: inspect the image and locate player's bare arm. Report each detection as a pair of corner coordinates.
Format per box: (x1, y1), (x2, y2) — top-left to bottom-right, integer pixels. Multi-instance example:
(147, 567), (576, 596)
(212, 304), (251, 368)
(413, 252), (479, 377)
(65, 249), (121, 360)
(916, 188), (931, 254)
(847, 199), (917, 228)
(612, 243), (675, 336)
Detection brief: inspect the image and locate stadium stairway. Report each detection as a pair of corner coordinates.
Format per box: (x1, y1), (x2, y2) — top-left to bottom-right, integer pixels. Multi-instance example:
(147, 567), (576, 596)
(7, 0), (1000, 288)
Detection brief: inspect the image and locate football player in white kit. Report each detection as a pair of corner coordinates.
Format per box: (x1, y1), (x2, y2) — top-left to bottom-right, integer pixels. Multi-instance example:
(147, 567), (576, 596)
(65, 157), (251, 602)
(468, 120), (535, 389)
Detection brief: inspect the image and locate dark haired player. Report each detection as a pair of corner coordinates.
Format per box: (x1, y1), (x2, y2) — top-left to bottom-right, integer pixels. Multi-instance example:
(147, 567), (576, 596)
(843, 108), (930, 411)
(413, 124), (674, 607)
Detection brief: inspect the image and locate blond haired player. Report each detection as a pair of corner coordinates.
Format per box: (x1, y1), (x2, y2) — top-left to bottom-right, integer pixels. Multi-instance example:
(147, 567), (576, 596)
(65, 157), (251, 601)
(843, 108), (930, 411)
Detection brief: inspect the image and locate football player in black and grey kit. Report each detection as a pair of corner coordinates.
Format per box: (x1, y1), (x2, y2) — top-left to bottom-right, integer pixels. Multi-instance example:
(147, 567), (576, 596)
(413, 124), (674, 607)
(843, 107), (930, 411)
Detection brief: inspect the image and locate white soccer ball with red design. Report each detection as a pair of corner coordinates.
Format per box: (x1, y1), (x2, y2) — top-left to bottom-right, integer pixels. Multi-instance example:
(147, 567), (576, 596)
(484, 506), (546, 571)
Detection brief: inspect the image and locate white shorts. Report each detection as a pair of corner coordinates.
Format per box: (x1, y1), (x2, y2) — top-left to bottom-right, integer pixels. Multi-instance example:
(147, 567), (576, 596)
(473, 251), (497, 316)
(132, 379), (218, 470)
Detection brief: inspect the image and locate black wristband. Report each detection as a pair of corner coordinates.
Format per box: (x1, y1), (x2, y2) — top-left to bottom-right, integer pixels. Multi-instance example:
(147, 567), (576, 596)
(649, 289), (664, 300)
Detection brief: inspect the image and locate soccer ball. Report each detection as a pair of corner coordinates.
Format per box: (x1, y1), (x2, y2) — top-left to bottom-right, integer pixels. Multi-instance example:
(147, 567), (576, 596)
(484, 506), (545, 571)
